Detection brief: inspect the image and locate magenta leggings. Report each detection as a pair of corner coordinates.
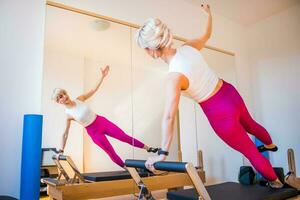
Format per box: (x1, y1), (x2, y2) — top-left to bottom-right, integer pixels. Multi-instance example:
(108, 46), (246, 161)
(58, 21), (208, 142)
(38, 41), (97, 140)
(85, 115), (145, 168)
(200, 81), (277, 181)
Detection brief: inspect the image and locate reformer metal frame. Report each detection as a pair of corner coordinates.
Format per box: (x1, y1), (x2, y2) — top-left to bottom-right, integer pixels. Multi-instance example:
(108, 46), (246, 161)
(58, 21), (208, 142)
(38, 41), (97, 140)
(52, 154), (86, 184)
(125, 160), (211, 200)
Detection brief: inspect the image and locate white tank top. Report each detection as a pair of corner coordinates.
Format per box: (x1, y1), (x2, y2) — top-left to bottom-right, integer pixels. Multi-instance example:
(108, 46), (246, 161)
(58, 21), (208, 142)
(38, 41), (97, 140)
(65, 99), (97, 127)
(169, 45), (219, 102)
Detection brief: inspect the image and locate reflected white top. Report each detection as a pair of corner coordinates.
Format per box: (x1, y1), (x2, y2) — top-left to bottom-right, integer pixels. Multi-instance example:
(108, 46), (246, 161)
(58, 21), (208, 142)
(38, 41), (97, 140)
(65, 99), (96, 127)
(169, 45), (219, 102)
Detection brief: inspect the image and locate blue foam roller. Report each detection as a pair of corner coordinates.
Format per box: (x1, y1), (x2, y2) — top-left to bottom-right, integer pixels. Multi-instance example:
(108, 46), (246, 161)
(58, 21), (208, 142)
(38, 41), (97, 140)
(20, 114), (43, 200)
(255, 137), (269, 179)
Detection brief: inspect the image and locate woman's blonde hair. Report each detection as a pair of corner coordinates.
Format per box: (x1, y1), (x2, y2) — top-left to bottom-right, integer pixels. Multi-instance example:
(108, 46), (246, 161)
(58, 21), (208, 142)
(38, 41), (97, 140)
(51, 88), (66, 102)
(136, 18), (173, 49)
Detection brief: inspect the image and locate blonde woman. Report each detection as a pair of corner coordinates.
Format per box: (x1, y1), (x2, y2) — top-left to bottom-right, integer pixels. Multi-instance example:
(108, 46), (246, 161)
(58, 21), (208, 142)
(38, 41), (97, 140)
(136, 4), (282, 188)
(52, 65), (158, 168)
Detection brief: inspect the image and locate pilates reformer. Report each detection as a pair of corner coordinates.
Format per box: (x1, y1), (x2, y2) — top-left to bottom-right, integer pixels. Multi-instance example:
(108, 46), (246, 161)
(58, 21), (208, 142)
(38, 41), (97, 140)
(42, 150), (206, 200)
(125, 157), (300, 200)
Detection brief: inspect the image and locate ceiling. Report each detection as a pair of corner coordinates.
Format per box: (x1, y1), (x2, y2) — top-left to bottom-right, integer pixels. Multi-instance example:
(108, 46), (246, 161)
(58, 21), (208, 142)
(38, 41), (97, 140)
(184, 0), (300, 25)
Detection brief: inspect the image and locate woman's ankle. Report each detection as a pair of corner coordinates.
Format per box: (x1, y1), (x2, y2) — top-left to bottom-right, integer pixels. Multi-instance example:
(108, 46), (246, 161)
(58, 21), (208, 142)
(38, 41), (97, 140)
(265, 143), (276, 148)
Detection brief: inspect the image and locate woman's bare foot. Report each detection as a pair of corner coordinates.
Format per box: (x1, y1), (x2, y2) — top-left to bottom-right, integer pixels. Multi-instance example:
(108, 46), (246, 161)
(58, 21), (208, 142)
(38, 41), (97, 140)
(265, 144), (276, 148)
(268, 178), (284, 189)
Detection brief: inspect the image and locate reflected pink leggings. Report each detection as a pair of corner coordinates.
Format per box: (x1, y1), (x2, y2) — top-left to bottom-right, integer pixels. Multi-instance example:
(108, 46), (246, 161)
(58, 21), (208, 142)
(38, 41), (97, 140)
(86, 115), (145, 168)
(200, 81), (277, 181)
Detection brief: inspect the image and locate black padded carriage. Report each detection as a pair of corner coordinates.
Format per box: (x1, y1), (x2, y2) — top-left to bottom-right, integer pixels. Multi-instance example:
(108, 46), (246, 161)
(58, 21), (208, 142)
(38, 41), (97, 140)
(125, 159), (299, 200)
(83, 169), (152, 182)
(167, 182), (299, 200)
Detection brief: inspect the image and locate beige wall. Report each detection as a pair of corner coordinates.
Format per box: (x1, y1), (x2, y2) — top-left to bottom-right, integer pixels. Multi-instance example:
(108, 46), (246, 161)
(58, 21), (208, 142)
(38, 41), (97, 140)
(42, 49), (85, 171)
(246, 4), (300, 173)
(0, 0), (46, 198)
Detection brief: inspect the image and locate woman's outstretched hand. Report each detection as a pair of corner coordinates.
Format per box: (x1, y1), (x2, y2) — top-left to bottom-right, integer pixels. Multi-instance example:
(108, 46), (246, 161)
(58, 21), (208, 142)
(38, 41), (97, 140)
(201, 4), (211, 15)
(101, 65), (110, 77)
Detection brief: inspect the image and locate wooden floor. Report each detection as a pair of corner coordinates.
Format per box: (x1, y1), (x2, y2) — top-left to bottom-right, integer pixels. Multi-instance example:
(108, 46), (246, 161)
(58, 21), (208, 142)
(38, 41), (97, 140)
(40, 192), (300, 200)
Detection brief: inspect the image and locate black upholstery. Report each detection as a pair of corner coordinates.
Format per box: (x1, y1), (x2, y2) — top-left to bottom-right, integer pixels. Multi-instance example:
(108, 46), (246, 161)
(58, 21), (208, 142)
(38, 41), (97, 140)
(167, 182), (299, 200)
(83, 169), (152, 182)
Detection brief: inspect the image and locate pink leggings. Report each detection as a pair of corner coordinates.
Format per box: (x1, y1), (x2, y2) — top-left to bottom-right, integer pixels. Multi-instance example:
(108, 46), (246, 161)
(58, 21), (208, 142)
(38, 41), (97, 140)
(85, 115), (145, 168)
(200, 81), (277, 181)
